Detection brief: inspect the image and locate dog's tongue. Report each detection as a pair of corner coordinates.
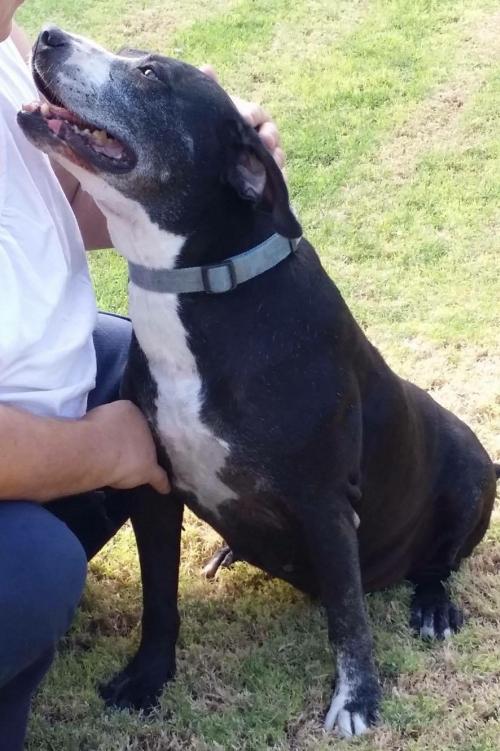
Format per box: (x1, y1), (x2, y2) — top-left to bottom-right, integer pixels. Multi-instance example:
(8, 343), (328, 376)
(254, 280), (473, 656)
(47, 119), (64, 136)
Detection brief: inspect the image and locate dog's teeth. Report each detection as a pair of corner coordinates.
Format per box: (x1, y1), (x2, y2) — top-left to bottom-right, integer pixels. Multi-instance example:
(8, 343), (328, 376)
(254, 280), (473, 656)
(92, 129), (109, 144)
(40, 102), (50, 116)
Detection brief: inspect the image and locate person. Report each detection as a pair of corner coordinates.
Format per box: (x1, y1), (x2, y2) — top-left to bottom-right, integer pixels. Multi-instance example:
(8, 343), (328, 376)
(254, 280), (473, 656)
(0, 2), (285, 748)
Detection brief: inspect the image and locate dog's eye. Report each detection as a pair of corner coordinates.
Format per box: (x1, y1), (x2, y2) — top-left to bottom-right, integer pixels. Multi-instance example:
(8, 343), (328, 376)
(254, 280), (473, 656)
(139, 65), (159, 82)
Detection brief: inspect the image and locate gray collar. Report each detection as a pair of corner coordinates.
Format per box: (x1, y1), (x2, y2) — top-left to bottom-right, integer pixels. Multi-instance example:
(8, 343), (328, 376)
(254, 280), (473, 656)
(128, 233), (301, 294)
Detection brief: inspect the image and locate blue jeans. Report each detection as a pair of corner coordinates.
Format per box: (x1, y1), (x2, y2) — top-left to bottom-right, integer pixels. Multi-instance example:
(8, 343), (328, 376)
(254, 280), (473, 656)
(0, 312), (132, 750)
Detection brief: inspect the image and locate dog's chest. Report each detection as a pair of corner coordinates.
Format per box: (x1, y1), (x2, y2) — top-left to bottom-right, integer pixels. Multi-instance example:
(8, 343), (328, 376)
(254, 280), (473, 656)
(129, 284), (235, 511)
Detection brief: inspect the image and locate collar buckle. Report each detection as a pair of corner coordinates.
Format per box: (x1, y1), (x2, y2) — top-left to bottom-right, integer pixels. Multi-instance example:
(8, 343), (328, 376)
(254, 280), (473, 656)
(201, 259), (238, 294)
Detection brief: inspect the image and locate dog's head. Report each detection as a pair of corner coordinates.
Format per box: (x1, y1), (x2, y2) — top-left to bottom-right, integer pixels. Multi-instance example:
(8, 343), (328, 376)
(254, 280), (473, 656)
(18, 26), (300, 244)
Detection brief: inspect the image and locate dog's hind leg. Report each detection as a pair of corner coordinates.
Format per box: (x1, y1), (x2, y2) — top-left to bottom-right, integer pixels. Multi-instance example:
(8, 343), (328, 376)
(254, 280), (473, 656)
(409, 461), (496, 641)
(100, 485), (183, 711)
(409, 574), (464, 640)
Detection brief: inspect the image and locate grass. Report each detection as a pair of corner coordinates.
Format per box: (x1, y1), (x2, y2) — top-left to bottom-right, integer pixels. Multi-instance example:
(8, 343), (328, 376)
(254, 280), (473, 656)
(17, 0), (500, 749)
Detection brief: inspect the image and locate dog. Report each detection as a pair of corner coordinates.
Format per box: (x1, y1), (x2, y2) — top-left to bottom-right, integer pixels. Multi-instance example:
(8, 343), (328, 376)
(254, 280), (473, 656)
(19, 26), (499, 737)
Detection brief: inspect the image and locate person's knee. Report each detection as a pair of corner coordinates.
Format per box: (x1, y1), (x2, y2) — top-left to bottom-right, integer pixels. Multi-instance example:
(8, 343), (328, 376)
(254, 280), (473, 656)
(16, 504), (87, 638)
(0, 503), (87, 686)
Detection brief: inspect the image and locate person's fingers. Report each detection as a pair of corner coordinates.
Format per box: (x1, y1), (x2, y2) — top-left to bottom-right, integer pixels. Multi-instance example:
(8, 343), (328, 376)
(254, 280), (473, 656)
(232, 96), (268, 129)
(149, 466), (171, 495)
(247, 104), (268, 129)
(273, 146), (286, 169)
(199, 64), (218, 82)
(258, 121), (281, 150)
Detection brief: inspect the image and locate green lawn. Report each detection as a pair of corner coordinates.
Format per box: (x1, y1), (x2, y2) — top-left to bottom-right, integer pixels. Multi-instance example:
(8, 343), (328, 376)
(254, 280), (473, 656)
(17, 1), (500, 749)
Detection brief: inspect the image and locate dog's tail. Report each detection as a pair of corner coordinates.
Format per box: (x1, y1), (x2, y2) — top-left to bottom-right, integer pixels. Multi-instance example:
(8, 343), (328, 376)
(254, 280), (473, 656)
(494, 463), (500, 480)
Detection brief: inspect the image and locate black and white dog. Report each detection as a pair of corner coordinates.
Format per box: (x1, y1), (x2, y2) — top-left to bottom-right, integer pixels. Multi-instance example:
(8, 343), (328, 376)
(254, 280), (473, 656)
(19, 27), (498, 738)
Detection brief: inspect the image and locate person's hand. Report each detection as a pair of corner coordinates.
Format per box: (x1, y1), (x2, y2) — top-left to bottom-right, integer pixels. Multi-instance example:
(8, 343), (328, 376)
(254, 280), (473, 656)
(200, 65), (285, 169)
(84, 401), (171, 494)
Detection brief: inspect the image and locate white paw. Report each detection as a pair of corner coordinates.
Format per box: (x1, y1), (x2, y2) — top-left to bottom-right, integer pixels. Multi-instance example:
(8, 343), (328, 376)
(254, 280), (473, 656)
(420, 619), (436, 639)
(324, 687), (370, 737)
(324, 658), (379, 738)
(419, 616), (452, 640)
(324, 693), (369, 737)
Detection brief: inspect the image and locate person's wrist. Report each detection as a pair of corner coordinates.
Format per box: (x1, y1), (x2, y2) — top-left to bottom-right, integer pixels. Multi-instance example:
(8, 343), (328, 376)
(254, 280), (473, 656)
(80, 406), (122, 489)
(81, 401), (170, 495)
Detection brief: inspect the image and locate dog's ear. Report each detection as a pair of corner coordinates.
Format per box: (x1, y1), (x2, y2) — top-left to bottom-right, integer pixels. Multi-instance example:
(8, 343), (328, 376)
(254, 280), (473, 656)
(223, 118), (301, 239)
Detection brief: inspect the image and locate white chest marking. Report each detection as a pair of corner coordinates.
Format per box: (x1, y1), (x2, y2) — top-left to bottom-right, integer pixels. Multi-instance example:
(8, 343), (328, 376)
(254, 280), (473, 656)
(59, 165), (236, 511)
(129, 283), (235, 511)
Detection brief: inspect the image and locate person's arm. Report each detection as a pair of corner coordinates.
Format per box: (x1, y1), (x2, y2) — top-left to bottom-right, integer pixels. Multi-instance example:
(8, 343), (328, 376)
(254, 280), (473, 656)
(59, 178), (111, 250)
(10, 20), (31, 60)
(0, 401), (170, 502)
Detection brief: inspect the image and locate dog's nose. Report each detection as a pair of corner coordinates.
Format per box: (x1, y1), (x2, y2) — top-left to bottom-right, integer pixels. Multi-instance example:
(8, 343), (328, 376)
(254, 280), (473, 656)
(38, 25), (68, 49)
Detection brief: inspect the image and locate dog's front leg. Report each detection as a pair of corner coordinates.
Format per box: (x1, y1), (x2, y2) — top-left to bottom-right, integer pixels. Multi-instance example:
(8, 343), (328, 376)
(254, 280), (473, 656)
(302, 493), (380, 737)
(100, 485), (183, 711)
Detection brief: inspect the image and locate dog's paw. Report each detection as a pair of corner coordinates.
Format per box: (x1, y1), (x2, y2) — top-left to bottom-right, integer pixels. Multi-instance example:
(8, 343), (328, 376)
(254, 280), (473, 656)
(324, 672), (380, 737)
(100, 658), (175, 712)
(410, 585), (464, 640)
(202, 544), (236, 579)
(324, 702), (371, 737)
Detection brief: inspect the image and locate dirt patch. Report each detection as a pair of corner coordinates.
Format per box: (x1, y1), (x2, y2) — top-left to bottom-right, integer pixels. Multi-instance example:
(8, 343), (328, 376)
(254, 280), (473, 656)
(114, 0), (241, 51)
(398, 340), (500, 459)
(379, 10), (500, 182)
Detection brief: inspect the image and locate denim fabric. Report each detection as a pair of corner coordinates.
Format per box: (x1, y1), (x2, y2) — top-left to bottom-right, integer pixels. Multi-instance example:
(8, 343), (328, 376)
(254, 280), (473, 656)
(0, 312), (133, 750)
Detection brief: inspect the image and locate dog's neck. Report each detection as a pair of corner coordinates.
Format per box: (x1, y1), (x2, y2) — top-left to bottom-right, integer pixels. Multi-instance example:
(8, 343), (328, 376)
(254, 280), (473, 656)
(79, 170), (278, 272)
(176, 192), (277, 269)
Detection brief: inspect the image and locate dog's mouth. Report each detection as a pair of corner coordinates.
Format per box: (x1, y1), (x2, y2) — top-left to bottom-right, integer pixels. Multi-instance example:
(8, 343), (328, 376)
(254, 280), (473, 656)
(20, 66), (136, 173)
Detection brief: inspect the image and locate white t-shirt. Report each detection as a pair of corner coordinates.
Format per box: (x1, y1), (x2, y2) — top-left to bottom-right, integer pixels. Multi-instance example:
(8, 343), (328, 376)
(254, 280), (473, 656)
(0, 36), (97, 418)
